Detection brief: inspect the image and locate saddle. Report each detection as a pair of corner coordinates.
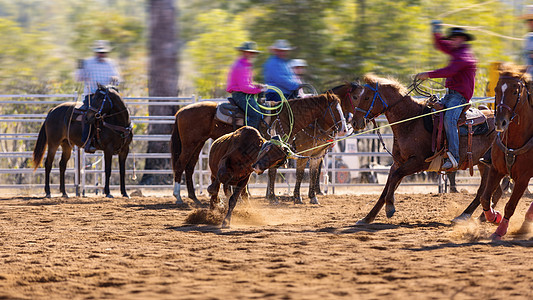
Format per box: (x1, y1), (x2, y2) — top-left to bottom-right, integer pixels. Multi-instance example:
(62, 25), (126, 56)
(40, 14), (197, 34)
(214, 98), (273, 130)
(424, 101), (489, 175)
(70, 103), (87, 122)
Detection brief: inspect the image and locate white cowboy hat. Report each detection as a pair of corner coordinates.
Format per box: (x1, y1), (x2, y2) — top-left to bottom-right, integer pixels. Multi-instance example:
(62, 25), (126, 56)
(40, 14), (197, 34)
(92, 40), (112, 53)
(290, 59), (307, 68)
(269, 39), (295, 51)
(519, 5), (533, 20)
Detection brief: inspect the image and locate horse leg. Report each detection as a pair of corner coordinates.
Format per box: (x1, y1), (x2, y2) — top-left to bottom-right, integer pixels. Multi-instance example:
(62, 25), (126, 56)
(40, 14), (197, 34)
(207, 176), (221, 210)
(118, 149), (129, 198)
(356, 164), (403, 225)
(266, 168), (277, 202)
(447, 171), (458, 193)
(315, 160), (324, 195)
(44, 144), (59, 198)
(103, 151), (113, 198)
(517, 200), (533, 235)
(308, 158), (322, 205)
(452, 163), (504, 223)
(222, 178), (248, 228)
(58, 143), (72, 198)
(491, 176), (530, 240)
(293, 158), (306, 204)
(480, 167), (506, 226)
(184, 144), (204, 204)
(173, 141), (202, 204)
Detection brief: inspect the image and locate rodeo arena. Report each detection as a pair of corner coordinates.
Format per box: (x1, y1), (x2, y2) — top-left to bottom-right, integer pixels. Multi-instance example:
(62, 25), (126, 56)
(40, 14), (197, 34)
(3, 8), (533, 300)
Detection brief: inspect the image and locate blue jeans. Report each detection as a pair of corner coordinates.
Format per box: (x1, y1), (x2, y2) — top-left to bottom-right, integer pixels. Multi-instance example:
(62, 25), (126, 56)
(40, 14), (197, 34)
(232, 92), (262, 129)
(265, 91), (296, 102)
(442, 90), (467, 161)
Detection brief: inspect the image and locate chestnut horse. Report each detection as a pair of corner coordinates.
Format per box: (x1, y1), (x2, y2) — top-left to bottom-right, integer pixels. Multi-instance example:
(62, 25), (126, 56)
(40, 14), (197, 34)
(478, 64), (533, 240)
(264, 83), (360, 204)
(171, 85), (357, 204)
(33, 85), (132, 198)
(351, 74), (497, 225)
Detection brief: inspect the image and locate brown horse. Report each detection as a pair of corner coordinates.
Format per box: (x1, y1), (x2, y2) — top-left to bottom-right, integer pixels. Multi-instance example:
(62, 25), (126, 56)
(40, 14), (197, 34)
(350, 74), (497, 224)
(33, 85), (132, 198)
(478, 64), (533, 240)
(264, 82), (359, 203)
(170, 86), (356, 204)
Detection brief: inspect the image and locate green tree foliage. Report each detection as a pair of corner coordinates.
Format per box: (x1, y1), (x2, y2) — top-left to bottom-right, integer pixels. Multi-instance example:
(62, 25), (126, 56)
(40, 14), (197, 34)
(185, 9), (252, 98)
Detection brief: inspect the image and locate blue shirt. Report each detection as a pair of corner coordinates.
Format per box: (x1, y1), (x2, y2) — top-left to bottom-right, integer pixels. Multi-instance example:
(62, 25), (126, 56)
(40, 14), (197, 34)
(263, 55), (299, 95)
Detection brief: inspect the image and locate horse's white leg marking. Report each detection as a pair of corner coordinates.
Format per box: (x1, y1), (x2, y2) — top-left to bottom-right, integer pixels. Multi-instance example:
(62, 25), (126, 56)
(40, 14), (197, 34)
(173, 182), (183, 204)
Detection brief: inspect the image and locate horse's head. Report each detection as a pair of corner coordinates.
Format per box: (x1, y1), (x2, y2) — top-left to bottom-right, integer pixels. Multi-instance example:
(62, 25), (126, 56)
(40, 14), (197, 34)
(328, 82), (364, 123)
(316, 92), (348, 136)
(86, 83), (125, 123)
(351, 74), (405, 130)
(494, 63), (532, 132)
(252, 136), (290, 174)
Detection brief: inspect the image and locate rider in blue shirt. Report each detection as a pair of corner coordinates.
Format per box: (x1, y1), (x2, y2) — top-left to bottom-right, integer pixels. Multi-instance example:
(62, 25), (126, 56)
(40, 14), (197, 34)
(263, 40), (301, 102)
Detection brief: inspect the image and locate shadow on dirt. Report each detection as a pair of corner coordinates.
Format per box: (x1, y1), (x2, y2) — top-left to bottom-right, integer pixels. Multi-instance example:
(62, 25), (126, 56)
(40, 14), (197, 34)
(403, 238), (533, 251)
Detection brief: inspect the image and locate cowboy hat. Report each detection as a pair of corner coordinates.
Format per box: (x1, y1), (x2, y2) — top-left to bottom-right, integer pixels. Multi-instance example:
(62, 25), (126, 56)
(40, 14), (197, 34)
(290, 59), (308, 68)
(518, 5), (533, 20)
(92, 40), (112, 53)
(269, 39), (295, 51)
(236, 41), (261, 53)
(445, 27), (475, 41)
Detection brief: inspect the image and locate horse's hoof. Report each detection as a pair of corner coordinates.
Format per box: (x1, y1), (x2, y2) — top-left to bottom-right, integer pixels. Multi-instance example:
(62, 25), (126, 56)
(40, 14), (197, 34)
(221, 220), (230, 228)
(122, 194), (130, 199)
(451, 213), (472, 224)
(385, 204), (396, 218)
(106, 194), (114, 198)
(355, 218), (369, 225)
(45, 193), (51, 199)
(293, 197), (303, 204)
(484, 209), (503, 224)
(490, 233), (502, 241)
(309, 197), (320, 205)
(62, 194), (69, 198)
(478, 212), (487, 223)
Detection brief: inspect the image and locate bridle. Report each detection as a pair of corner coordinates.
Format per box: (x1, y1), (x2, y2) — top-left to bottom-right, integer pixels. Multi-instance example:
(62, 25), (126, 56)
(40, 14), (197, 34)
(354, 82), (389, 122)
(496, 76), (529, 123)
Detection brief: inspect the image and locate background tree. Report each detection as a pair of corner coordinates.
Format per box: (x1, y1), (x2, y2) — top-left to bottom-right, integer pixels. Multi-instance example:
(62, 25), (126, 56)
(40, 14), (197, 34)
(140, 0), (179, 185)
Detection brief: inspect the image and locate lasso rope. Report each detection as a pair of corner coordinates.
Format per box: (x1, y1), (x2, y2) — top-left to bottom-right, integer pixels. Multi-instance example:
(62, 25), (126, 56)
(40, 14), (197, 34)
(291, 97), (493, 156)
(244, 85), (294, 142)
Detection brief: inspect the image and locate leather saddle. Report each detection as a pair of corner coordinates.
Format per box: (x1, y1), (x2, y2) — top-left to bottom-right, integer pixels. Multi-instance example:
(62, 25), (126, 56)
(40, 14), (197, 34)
(424, 100), (489, 175)
(214, 98), (273, 129)
(70, 103), (87, 122)
(214, 98), (245, 127)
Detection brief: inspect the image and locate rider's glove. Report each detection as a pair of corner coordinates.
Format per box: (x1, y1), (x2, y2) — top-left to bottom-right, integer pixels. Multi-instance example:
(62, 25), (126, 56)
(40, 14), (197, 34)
(431, 20), (442, 34)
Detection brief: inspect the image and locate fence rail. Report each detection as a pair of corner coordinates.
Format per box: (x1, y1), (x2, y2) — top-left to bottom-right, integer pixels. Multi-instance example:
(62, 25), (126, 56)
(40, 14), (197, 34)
(0, 94), (504, 197)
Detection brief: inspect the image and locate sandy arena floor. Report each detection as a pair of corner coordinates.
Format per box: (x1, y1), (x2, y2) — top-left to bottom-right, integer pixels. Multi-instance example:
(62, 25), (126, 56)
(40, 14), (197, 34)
(1, 191), (533, 299)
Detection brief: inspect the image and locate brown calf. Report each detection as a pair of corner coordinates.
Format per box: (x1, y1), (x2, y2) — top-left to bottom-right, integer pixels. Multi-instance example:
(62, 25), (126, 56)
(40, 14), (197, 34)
(207, 126), (288, 227)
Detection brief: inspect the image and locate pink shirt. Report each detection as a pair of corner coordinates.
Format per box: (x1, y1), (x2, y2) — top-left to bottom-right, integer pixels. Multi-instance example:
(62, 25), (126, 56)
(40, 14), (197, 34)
(226, 57), (262, 94)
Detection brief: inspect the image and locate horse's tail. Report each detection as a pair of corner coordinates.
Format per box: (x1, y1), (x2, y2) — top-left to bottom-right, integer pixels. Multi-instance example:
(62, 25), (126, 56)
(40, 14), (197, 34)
(32, 123), (48, 170)
(170, 115), (182, 178)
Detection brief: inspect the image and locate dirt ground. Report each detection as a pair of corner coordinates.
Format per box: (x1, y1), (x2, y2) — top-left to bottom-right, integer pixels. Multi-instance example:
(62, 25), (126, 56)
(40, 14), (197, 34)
(1, 190), (533, 300)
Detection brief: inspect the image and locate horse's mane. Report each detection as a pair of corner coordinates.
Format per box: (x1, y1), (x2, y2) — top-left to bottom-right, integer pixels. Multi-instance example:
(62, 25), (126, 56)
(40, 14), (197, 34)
(499, 63), (532, 82)
(363, 73), (408, 96)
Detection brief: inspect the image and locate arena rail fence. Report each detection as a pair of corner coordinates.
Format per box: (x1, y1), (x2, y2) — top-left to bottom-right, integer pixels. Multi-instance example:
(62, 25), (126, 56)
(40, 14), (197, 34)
(0, 94), (510, 198)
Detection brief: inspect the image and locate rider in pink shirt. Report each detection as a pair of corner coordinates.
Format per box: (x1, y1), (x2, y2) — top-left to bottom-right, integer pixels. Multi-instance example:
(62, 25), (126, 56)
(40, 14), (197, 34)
(226, 41), (267, 130)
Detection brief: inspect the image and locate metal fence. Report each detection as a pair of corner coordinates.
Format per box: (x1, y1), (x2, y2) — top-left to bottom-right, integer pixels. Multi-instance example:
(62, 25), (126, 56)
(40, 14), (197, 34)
(0, 94), (499, 197)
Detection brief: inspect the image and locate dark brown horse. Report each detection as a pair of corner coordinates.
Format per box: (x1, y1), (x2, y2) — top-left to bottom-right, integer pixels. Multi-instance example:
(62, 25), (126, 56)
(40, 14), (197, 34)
(33, 85), (132, 198)
(170, 86), (356, 204)
(477, 64), (533, 240)
(350, 74), (497, 224)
